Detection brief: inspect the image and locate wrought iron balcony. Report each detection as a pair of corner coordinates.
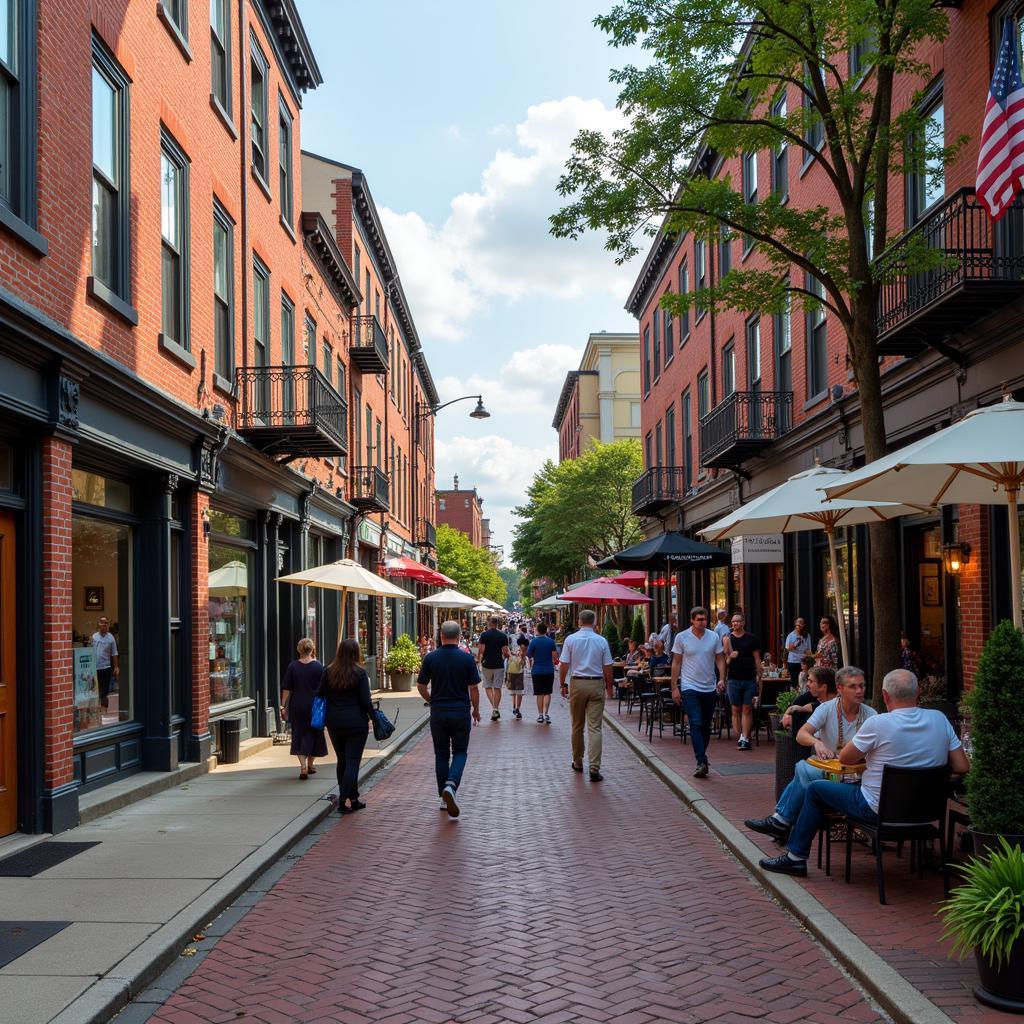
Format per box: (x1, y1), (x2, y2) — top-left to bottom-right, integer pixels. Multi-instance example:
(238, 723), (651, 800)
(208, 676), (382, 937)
(874, 187), (1024, 356)
(631, 467), (689, 517)
(699, 390), (791, 469)
(350, 314), (389, 374)
(349, 465), (390, 513)
(235, 365), (347, 461)
(417, 519), (437, 549)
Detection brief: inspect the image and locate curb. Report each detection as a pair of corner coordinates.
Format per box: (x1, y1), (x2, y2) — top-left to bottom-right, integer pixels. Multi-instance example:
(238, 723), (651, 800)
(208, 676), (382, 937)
(605, 713), (955, 1024)
(49, 713), (430, 1024)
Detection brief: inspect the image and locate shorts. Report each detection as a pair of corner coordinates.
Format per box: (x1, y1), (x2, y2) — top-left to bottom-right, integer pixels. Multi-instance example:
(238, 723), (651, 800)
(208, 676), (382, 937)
(506, 672), (525, 692)
(480, 666), (505, 688)
(727, 678), (758, 706)
(531, 673), (555, 696)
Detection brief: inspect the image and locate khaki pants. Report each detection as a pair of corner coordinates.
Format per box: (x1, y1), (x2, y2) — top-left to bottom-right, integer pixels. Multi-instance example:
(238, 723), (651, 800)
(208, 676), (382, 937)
(569, 677), (605, 771)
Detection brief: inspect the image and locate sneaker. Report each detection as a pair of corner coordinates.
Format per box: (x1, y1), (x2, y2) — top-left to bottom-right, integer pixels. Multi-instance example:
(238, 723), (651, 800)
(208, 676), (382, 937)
(513, 708), (522, 719)
(739, 738), (752, 751)
(759, 852), (807, 877)
(744, 816), (790, 841)
(544, 715), (551, 724)
(693, 761), (710, 779)
(737, 737), (745, 749)
(537, 715), (545, 723)
(441, 783), (460, 818)
(490, 709), (499, 721)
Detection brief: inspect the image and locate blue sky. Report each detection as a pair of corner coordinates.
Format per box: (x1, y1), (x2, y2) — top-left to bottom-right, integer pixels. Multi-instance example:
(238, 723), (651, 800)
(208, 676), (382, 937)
(298, 0), (641, 559)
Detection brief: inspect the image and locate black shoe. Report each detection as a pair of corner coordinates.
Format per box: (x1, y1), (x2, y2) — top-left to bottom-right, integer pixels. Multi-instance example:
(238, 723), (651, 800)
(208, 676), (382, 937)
(589, 770), (604, 782)
(693, 762), (709, 779)
(348, 799), (366, 812)
(759, 852), (807, 877)
(571, 763), (583, 773)
(337, 804), (350, 815)
(745, 816), (790, 841)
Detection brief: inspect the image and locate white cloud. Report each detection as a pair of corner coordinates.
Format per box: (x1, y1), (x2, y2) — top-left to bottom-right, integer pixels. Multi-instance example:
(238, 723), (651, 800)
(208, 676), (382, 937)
(380, 96), (634, 341)
(436, 433), (556, 562)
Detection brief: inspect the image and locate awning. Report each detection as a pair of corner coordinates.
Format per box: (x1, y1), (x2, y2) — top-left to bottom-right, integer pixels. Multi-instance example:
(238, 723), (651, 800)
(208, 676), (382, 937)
(384, 555), (455, 589)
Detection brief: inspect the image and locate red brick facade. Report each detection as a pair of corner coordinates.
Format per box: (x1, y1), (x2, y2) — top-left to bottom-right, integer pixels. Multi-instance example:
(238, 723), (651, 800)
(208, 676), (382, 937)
(437, 482), (485, 549)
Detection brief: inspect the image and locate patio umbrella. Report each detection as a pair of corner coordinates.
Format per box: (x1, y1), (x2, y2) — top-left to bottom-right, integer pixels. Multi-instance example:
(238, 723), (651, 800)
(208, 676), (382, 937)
(558, 580), (653, 606)
(820, 395), (1024, 628)
(417, 587), (482, 641)
(383, 555), (456, 588)
(596, 532), (731, 571)
(208, 560), (248, 598)
(608, 571), (647, 588)
(277, 558), (414, 638)
(700, 464), (928, 665)
(533, 594), (573, 610)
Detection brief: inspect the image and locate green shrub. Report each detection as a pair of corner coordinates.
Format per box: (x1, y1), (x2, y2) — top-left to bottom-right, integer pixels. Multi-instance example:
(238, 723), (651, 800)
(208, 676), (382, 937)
(383, 634), (421, 675)
(602, 620), (620, 656)
(965, 620), (1024, 836)
(774, 689), (799, 715)
(631, 612), (647, 645)
(939, 837), (1024, 968)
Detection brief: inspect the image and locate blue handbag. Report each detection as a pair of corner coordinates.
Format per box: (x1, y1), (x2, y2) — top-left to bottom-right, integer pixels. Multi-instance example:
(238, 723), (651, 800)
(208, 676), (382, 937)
(371, 705), (396, 742)
(310, 696), (326, 730)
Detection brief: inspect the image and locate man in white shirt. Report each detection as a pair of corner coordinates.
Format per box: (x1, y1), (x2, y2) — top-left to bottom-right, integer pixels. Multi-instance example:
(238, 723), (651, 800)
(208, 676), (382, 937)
(714, 609), (732, 639)
(657, 613), (677, 651)
(671, 607), (726, 779)
(559, 609), (614, 781)
(92, 616), (120, 710)
(759, 669), (968, 877)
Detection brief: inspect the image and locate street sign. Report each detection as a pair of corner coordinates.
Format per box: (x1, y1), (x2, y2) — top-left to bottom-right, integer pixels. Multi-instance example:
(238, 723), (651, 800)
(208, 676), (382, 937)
(730, 534), (784, 564)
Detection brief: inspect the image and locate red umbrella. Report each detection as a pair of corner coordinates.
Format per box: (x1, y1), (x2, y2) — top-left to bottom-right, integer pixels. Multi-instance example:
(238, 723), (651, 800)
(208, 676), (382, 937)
(383, 556), (455, 589)
(606, 571), (646, 588)
(558, 580), (652, 606)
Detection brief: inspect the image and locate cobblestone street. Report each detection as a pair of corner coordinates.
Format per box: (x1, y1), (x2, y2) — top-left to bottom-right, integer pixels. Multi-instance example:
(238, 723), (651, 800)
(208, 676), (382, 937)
(141, 704), (888, 1024)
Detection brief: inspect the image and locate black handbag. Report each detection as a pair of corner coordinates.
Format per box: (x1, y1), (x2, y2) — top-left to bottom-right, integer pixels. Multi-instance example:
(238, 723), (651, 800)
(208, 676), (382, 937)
(371, 705), (396, 742)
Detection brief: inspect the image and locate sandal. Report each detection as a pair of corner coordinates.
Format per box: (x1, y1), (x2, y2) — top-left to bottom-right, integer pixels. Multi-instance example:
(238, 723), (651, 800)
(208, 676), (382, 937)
(299, 772), (308, 780)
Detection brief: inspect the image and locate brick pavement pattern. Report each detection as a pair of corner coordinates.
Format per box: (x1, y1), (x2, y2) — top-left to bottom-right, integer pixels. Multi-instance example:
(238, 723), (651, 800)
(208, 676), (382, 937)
(150, 702), (887, 1024)
(608, 707), (1015, 1023)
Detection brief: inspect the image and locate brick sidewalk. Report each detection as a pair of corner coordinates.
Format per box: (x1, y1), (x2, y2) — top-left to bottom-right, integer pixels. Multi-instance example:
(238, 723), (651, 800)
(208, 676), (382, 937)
(145, 704), (888, 1024)
(608, 705), (1014, 1023)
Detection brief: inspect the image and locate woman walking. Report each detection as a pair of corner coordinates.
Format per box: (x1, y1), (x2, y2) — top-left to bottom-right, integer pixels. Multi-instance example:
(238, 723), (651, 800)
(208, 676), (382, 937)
(317, 639), (374, 814)
(280, 638), (328, 779)
(815, 616), (841, 671)
(526, 621), (557, 724)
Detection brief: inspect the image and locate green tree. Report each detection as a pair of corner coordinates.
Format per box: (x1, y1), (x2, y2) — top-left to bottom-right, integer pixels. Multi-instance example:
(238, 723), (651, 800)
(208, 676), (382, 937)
(602, 620), (621, 657)
(498, 566), (521, 610)
(551, 0), (962, 691)
(513, 440), (645, 586)
(436, 524), (507, 605)
(631, 611), (647, 645)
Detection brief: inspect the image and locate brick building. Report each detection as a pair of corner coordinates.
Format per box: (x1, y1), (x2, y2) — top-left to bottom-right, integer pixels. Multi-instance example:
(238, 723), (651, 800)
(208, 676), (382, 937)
(0, 0), (437, 839)
(627, 3), (1023, 700)
(437, 475), (485, 549)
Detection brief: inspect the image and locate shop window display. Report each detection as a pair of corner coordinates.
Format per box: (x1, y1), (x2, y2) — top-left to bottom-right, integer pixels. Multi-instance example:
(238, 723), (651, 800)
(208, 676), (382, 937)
(208, 542), (250, 705)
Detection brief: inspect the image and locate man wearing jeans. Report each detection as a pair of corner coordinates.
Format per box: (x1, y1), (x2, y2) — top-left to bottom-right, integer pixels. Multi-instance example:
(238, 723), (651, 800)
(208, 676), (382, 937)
(759, 669), (969, 876)
(417, 620), (482, 818)
(671, 607), (726, 779)
(559, 609), (614, 782)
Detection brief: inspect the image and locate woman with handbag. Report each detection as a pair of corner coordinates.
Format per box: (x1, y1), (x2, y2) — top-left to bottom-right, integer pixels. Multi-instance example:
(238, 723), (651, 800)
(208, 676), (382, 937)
(316, 638), (374, 814)
(280, 638), (328, 780)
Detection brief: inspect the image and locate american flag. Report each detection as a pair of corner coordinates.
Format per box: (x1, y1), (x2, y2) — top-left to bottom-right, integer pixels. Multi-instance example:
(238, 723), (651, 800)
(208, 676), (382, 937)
(977, 18), (1024, 221)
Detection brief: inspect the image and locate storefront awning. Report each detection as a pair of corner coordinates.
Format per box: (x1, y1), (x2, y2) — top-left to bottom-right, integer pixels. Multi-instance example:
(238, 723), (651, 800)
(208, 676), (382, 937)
(384, 556), (455, 589)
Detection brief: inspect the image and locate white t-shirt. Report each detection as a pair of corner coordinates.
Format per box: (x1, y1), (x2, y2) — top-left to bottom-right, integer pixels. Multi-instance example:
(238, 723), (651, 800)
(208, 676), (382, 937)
(806, 697), (876, 753)
(672, 627), (723, 693)
(851, 706), (961, 813)
(91, 631), (119, 670)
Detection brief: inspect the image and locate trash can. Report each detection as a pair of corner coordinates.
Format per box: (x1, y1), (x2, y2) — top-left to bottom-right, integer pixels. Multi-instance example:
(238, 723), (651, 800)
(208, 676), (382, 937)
(220, 717), (242, 764)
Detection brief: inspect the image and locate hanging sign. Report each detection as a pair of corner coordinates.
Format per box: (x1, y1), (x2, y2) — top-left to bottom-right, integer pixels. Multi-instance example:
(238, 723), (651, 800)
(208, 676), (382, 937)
(730, 534), (784, 564)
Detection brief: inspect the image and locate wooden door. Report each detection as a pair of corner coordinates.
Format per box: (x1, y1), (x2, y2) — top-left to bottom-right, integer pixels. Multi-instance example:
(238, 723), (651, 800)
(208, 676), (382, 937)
(0, 511), (15, 836)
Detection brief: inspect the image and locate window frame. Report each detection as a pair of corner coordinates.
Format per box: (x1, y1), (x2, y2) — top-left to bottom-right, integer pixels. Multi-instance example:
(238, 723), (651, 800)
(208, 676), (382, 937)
(652, 306), (661, 380)
(662, 295), (674, 364)
(771, 92), (788, 201)
(722, 341), (736, 397)
(252, 255), (270, 368)
(642, 324), (651, 395)
(745, 315), (761, 386)
(907, 84), (945, 226)
(212, 200), (234, 387)
(678, 259), (690, 341)
(682, 389), (693, 489)
(719, 223), (732, 276)
(805, 270), (828, 400)
(210, 0), (231, 117)
(249, 37), (270, 187)
(158, 126), (191, 358)
(802, 63), (825, 165)
(278, 93), (293, 232)
(694, 239), (707, 321)
(665, 402), (676, 468)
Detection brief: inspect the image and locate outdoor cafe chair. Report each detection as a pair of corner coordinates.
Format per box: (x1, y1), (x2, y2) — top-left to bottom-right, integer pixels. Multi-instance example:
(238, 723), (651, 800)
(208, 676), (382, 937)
(842, 763), (951, 904)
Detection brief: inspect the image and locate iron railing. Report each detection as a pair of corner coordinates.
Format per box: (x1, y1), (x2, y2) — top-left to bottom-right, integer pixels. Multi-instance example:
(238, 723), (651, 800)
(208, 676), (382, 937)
(875, 186), (1024, 338)
(631, 467), (689, 515)
(236, 365), (347, 450)
(351, 314), (389, 372)
(699, 390), (791, 467)
(350, 465), (390, 511)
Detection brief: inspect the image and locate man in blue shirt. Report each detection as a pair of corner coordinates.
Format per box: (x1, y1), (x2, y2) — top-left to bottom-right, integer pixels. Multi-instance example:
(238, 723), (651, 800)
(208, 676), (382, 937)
(417, 620), (482, 817)
(527, 621), (558, 724)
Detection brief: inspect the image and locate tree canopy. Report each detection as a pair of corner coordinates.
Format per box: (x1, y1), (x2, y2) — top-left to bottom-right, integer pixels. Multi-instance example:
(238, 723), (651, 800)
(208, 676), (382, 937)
(498, 567), (521, 609)
(512, 439), (645, 588)
(436, 524), (507, 605)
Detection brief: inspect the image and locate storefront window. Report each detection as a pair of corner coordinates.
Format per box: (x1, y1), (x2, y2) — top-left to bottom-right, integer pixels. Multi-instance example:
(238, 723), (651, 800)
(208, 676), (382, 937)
(208, 512), (252, 706)
(709, 566), (729, 615)
(357, 592), (371, 659)
(72, 515), (133, 734)
(72, 469), (131, 512)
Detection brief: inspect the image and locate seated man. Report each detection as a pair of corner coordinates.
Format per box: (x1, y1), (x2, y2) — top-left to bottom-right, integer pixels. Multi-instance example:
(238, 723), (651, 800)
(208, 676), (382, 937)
(782, 664), (833, 730)
(648, 639), (671, 677)
(744, 666), (867, 842)
(759, 669), (969, 876)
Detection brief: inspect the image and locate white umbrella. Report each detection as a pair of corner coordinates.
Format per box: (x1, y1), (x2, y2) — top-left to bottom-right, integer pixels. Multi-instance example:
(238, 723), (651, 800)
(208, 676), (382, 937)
(277, 558), (413, 638)
(418, 587), (482, 642)
(471, 603), (494, 613)
(700, 464), (929, 665)
(533, 594), (573, 610)
(208, 560), (248, 598)
(821, 395), (1024, 628)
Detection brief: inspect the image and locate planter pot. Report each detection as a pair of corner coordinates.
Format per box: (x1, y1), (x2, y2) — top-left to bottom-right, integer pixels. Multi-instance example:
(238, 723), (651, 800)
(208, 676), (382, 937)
(968, 828), (1024, 860)
(974, 936), (1024, 1013)
(774, 730), (798, 801)
(388, 672), (414, 692)
(768, 713), (782, 733)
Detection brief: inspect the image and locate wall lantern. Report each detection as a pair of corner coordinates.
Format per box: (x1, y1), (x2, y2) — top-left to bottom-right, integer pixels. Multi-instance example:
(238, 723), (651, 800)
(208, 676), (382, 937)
(202, 507), (211, 538)
(942, 541), (971, 575)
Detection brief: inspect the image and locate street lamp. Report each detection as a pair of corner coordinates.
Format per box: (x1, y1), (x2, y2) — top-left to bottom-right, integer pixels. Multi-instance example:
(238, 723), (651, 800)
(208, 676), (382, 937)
(418, 394), (490, 420)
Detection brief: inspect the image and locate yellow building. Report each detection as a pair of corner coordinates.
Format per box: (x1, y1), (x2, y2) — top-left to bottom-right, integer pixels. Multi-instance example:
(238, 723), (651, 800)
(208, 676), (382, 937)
(553, 331), (640, 462)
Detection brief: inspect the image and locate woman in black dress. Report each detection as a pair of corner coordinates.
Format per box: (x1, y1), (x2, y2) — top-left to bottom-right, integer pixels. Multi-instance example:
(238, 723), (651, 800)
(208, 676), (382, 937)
(317, 638), (374, 814)
(280, 638), (328, 779)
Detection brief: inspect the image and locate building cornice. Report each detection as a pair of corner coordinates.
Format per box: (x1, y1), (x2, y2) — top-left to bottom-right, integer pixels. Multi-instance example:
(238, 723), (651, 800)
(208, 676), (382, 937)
(352, 171), (398, 285)
(301, 211), (361, 310)
(252, 0), (323, 103)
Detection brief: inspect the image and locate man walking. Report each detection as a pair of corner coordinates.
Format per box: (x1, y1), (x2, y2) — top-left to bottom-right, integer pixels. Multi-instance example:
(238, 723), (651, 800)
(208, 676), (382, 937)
(671, 607), (726, 778)
(724, 613), (762, 750)
(92, 616), (120, 711)
(477, 615), (510, 721)
(417, 620), (482, 818)
(559, 610), (613, 781)
(714, 609), (732, 640)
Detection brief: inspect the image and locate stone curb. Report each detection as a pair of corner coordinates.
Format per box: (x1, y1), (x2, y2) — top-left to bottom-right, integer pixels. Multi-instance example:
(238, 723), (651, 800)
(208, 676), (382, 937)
(48, 713), (431, 1024)
(605, 713), (956, 1024)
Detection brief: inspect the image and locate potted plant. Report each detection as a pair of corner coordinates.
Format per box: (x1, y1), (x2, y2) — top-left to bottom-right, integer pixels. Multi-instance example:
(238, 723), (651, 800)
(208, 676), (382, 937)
(769, 688), (798, 734)
(939, 837), (1024, 1012)
(602, 620), (620, 657)
(383, 634), (421, 692)
(964, 621), (1024, 857)
(771, 688), (800, 800)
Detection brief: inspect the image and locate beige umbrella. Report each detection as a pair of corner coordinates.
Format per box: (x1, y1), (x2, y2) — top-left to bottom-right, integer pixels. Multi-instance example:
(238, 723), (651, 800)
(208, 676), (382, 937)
(208, 560), (248, 598)
(277, 558), (413, 638)
(417, 587), (482, 640)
